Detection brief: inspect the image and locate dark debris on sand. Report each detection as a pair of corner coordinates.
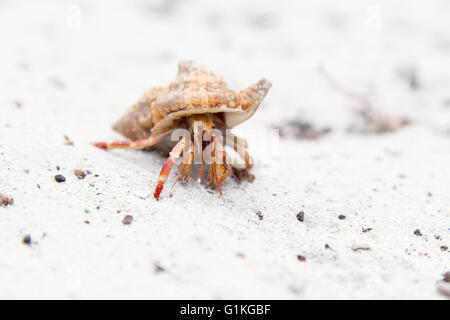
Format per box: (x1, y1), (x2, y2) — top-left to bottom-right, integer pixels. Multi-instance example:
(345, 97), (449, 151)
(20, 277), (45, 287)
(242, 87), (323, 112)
(154, 262), (166, 274)
(22, 234), (32, 245)
(275, 119), (331, 140)
(319, 66), (410, 134)
(256, 211), (264, 220)
(296, 211), (304, 222)
(122, 215), (133, 225)
(232, 167), (255, 183)
(54, 174), (66, 183)
(74, 169), (87, 180)
(0, 193), (14, 207)
(352, 246), (371, 252)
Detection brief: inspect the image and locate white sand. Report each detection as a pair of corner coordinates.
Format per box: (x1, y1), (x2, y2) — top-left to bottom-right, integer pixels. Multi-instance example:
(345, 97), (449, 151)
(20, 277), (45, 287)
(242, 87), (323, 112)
(0, 0), (449, 299)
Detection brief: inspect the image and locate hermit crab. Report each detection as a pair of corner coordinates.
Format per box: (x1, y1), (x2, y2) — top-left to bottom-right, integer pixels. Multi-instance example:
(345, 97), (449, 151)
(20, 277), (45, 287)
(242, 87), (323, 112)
(93, 61), (271, 199)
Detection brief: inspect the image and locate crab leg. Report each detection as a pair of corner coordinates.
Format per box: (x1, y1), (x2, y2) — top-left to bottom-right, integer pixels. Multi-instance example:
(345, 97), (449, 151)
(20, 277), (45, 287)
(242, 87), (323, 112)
(225, 132), (254, 169)
(178, 141), (194, 183)
(192, 120), (203, 163)
(154, 136), (186, 200)
(207, 136), (231, 196)
(197, 121), (214, 183)
(192, 120), (205, 183)
(93, 131), (170, 150)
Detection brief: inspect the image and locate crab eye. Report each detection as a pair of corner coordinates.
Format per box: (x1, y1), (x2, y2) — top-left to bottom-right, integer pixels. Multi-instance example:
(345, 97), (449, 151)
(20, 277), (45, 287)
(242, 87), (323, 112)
(212, 124), (216, 129)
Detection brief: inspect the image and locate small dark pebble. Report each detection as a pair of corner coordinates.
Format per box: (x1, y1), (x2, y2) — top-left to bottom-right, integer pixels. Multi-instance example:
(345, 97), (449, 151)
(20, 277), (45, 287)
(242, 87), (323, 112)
(122, 215), (133, 225)
(441, 246), (448, 252)
(362, 227), (373, 233)
(56, 165), (60, 171)
(324, 244), (333, 250)
(413, 229), (422, 236)
(296, 255), (306, 262)
(256, 210), (264, 220)
(74, 169), (86, 179)
(84, 220), (90, 224)
(22, 234), (32, 245)
(338, 214), (346, 220)
(427, 192), (432, 197)
(54, 174), (66, 183)
(296, 211), (304, 222)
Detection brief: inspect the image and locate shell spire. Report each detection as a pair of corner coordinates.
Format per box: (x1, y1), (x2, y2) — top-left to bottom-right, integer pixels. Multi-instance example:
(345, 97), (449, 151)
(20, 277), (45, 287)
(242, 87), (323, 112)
(224, 78), (272, 128)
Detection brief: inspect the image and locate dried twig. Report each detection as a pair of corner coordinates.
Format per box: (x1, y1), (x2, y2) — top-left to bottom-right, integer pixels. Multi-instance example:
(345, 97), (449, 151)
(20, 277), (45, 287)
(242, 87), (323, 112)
(319, 66), (410, 133)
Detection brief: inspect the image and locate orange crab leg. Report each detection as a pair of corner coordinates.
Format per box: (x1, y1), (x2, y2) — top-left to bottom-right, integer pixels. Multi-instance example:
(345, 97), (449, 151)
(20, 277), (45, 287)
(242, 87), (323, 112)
(225, 132), (253, 169)
(197, 149), (205, 183)
(210, 135), (222, 196)
(197, 122), (214, 183)
(154, 136), (186, 200)
(93, 131), (170, 150)
(193, 120), (203, 164)
(208, 135), (231, 197)
(214, 162), (222, 196)
(178, 141), (194, 183)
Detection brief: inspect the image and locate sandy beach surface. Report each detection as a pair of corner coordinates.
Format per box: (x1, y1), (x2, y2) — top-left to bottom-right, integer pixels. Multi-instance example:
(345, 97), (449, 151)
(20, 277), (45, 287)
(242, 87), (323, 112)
(0, 0), (449, 299)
